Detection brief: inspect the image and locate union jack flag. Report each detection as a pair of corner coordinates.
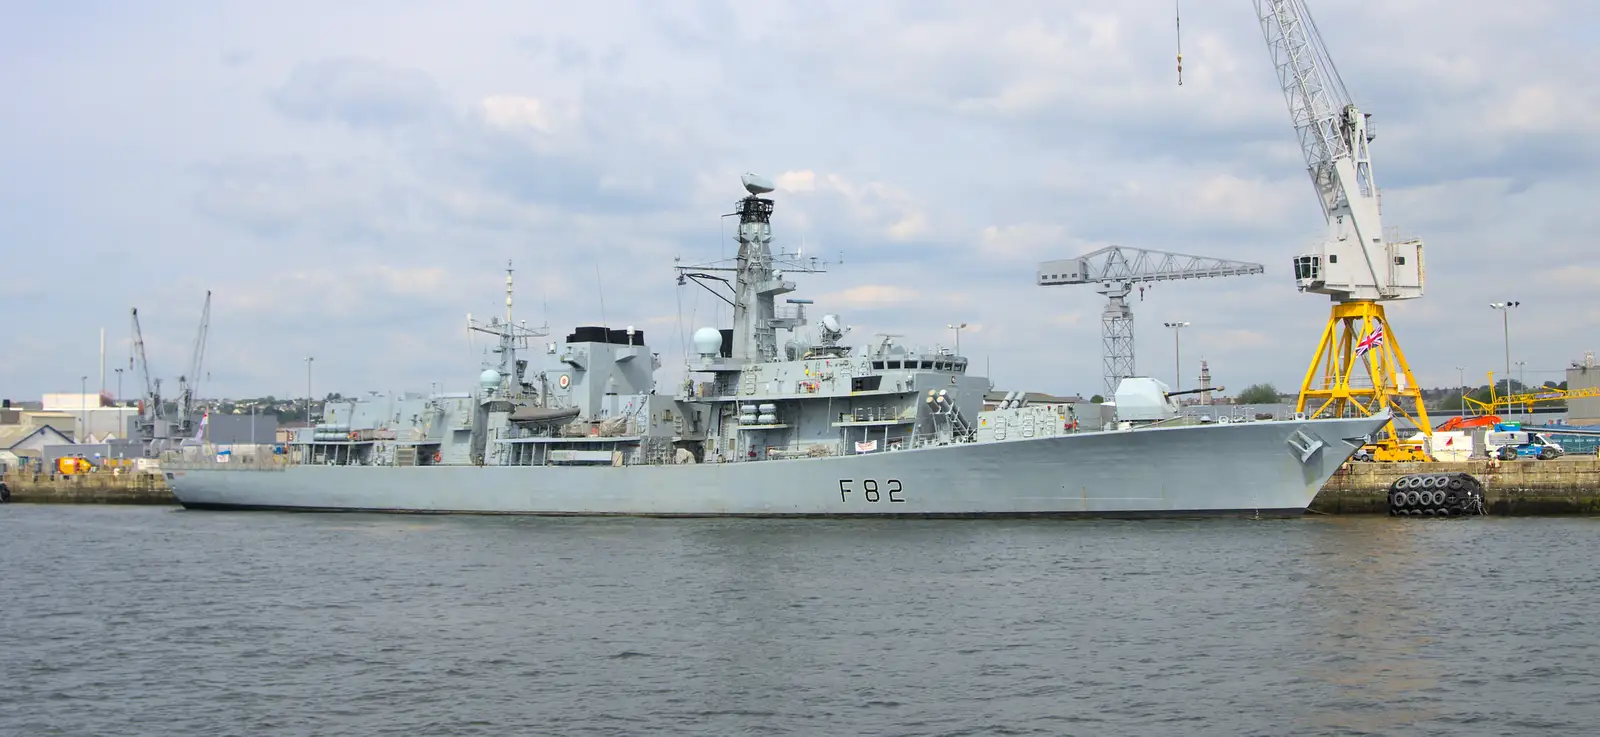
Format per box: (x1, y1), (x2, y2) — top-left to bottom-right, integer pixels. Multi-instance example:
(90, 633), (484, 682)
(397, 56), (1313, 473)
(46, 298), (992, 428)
(1355, 324), (1385, 358)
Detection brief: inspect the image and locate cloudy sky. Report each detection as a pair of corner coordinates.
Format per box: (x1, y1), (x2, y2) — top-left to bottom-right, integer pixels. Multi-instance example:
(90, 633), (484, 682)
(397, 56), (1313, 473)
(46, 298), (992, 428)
(3, 0), (1596, 404)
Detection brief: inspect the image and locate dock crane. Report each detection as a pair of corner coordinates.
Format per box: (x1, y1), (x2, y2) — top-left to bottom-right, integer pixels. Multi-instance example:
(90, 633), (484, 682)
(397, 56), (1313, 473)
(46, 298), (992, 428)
(1039, 246), (1264, 397)
(129, 307), (162, 443)
(175, 290), (212, 436)
(1251, 0), (1431, 460)
(127, 291), (213, 453)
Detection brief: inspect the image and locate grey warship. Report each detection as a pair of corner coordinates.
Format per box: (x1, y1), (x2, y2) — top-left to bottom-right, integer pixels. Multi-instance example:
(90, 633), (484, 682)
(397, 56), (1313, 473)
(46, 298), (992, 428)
(164, 173), (1390, 517)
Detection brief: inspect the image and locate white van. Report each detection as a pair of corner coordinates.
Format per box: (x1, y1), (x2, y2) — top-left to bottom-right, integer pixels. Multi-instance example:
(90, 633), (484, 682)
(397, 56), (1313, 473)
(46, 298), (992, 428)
(1484, 431), (1565, 460)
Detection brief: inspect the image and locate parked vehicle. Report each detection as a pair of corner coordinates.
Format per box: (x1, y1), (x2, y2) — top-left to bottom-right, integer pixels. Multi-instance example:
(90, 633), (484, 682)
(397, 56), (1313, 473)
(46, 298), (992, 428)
(1485, 423), (1564, 461)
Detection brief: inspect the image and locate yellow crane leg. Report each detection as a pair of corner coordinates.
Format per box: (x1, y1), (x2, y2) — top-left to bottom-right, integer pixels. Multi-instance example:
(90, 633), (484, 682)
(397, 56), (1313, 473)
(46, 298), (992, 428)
(1295, 301), (1433, 462)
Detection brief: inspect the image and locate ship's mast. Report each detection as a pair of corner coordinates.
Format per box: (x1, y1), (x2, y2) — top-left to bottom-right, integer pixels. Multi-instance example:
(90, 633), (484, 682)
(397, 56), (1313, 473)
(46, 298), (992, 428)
(467, 260), (549, 393)
(730, 177), (790, 362)
(676, 173), (831, 367)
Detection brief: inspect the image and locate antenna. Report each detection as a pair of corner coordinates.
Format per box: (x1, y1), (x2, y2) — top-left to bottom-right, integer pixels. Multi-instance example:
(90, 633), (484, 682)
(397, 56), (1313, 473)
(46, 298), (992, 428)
(505, 260), (514, 327)
(595, 262), (609, 328)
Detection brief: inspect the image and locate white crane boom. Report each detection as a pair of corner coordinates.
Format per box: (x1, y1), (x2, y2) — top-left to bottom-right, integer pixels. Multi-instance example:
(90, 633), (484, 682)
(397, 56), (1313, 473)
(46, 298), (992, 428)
(1256, 0), (1422, 303)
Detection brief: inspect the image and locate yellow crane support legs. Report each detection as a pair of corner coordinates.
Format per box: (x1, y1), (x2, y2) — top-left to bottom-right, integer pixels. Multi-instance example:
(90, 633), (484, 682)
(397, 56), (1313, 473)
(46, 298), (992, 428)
(1296, 301), (1433, 461)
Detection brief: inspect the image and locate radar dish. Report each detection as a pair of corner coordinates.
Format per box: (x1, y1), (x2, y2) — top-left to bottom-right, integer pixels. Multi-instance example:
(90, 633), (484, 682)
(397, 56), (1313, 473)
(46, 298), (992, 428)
(821, 314), (841, 333)
(741, 173), (775, 195)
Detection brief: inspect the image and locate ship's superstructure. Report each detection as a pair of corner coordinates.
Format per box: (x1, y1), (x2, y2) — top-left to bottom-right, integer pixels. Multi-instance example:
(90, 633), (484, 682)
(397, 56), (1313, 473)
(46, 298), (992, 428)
(163, 174), (1390, 518)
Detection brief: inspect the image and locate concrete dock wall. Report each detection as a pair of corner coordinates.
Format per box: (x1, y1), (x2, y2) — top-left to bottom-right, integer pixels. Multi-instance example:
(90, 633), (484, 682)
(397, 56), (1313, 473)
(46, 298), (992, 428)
(3, 471), (176, 505)
(1312, 457), (1600, 515)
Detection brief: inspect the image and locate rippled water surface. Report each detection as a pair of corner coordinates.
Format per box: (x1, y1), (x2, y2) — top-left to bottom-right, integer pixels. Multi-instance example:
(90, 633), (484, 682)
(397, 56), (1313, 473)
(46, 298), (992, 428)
(2, 506), (1597, 736)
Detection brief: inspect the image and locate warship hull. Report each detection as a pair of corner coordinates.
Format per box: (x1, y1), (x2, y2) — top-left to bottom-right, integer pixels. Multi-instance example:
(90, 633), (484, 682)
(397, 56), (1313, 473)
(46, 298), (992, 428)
(165, 413), (1385, 518)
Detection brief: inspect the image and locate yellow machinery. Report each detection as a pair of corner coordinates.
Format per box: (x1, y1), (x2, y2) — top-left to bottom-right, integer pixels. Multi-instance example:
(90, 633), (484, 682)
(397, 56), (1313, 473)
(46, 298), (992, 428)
(55, 457), (93, 475)
(1465, 372), (1600, 416)
(1257, 2), (1433, 461)
(1296, 303), (1431, 461)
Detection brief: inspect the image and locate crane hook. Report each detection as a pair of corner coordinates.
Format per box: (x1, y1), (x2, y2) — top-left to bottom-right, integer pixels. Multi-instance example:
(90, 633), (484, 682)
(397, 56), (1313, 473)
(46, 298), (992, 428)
(1176, 0), (1184, 86)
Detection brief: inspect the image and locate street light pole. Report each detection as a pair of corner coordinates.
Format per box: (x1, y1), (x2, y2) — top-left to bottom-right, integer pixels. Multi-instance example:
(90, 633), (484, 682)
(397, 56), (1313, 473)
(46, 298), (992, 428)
(305, 357), (314, 426)
(1489, 302), (1519, 413)
(946, 322), (967, 355)
(1455, 366), (1466, 415)
(1163, 321), (1190, 390)
(114, 367), (124, 406)
(80, 375), (87, 443)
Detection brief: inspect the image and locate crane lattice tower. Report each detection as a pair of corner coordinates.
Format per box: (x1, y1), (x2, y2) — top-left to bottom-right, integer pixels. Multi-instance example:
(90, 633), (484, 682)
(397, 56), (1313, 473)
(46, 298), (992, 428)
(1039, 246), (1264, 397)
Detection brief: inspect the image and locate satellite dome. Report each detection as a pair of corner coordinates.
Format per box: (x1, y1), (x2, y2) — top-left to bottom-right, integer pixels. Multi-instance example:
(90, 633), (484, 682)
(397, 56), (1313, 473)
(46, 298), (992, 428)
(692, 327), (723, 357)
(478, 369), (501, 391)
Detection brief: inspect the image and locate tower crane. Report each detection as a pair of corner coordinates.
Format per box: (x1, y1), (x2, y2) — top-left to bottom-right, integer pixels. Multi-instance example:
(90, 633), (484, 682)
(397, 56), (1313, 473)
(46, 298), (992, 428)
(1254, 0), (1430, 460)
(1039, 246), (1264, 396)
(175, 290), (212, 435)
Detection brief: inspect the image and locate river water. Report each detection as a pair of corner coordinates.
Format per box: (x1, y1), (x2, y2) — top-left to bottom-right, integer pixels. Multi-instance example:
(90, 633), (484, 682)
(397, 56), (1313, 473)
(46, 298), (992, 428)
(1, 506), (1596, 736)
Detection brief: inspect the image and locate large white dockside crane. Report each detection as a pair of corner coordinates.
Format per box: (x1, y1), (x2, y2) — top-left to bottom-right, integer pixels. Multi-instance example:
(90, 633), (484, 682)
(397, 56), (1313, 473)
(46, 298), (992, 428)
(1254, 0), (1431, 459)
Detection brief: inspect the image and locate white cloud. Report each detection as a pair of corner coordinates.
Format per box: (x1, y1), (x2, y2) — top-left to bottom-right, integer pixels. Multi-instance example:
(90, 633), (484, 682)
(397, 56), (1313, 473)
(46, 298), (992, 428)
(479, 94), (565, 134)
(816, 285), (920, 311)
(775, 170), (816, 193)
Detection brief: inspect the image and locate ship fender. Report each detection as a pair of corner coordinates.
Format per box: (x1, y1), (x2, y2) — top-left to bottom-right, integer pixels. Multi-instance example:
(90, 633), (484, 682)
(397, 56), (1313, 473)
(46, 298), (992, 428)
(0, 480), (9, 504)
(1387, 472), (1486, 517)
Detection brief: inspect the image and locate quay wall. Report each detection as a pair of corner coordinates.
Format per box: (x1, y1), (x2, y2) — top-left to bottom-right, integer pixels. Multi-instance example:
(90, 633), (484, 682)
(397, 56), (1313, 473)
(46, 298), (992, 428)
(1312, 457), (1600, 515)
(3, 471), (176, 505)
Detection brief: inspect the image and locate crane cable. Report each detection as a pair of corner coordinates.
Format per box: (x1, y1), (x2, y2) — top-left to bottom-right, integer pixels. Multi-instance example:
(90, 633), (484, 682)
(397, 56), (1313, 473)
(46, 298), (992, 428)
(1176, 0), (1184, 85)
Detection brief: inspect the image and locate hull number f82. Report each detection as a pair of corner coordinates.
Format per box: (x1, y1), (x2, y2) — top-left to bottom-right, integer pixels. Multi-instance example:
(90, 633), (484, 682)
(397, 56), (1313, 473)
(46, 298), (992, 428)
(839, 479), (905, 503)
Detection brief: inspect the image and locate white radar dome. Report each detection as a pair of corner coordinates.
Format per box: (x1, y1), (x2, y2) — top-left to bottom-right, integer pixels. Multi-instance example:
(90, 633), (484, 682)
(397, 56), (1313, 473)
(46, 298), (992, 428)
(692, 327), (724, 357)
(741, 173), (775, 195)
(821, 314), (841, 333)
(479, 369), (501, 391)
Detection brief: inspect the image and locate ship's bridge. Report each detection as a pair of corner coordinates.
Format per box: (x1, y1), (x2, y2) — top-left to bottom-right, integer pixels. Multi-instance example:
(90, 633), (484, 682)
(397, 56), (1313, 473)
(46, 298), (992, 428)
(862, 338), (967, 375)
(866, 353), (967, 374)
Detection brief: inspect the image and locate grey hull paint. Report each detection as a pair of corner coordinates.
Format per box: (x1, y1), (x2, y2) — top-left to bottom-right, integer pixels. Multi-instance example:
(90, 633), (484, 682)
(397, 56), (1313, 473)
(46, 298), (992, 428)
(166, 414), (1385, 518)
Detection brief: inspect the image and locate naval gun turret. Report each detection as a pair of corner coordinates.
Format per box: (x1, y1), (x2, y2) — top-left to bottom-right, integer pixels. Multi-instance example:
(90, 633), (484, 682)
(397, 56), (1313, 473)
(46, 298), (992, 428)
(1113, 378), (1220, 425)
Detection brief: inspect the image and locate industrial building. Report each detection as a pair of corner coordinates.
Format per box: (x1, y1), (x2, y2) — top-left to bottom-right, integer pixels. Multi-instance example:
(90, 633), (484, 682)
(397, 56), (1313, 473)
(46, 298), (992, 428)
(0, 424), (75, 473)
(1568, 353), (1599, 425)
(39, 392), (140, 442)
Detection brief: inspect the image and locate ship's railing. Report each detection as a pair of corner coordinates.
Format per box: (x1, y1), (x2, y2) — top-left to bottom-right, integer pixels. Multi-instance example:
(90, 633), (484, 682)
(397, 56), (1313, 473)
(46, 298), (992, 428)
(160, 455), (293, 471)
